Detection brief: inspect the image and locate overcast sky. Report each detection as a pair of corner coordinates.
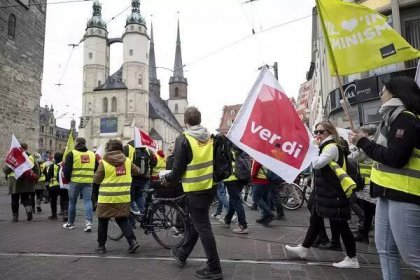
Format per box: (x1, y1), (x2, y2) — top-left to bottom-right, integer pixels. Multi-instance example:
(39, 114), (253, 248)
(41, 0), (314, 132)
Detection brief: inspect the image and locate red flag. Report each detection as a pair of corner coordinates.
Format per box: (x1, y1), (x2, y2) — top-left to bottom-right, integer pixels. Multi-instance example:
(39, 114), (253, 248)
(227, 68), (318, 183)
(134, 127), (158, 152)
(4, 135), (33, 179)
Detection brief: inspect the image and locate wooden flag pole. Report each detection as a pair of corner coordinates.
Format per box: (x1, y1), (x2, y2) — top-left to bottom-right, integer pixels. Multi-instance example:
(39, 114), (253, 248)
(335, 75), (355, 130)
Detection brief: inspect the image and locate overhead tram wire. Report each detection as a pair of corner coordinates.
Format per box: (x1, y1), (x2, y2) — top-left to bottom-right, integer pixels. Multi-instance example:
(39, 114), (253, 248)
(0, 0), (92, 9)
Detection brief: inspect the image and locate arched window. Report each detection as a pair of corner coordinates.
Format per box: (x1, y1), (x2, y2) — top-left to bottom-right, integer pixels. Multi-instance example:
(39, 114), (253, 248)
(111, 97), (117, 112)
(174, 87), (179, 97)
(175, 103), (178, 113)
(102, 97), (108, 113)
(138, 75), (142, 85)
(129, 100), (133, 111)
(8, 14), (16, 39)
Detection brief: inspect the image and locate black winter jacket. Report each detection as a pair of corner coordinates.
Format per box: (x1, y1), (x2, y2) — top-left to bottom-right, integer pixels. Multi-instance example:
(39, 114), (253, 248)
(357, 111), (420, 205)
(314, 139), (351, 221)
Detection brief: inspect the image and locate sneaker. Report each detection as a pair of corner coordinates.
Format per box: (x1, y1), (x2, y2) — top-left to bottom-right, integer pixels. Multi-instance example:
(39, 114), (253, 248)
(128, 239), (139, 253)
(84, 223), (92, 233)
(232, 225), (248, 234)
(63, 223), (75, 230)
(285, 244), (309, 259)
(129, 208), (141, 216)
(95, 245), (106, 254)
(276, 214), (286, 221)
(218, 218), (230, 228)
(231, 215), (237, 223)
(211, 213), (222, 219)
(262, 214), (275, 226)
(171, 247), (186, 267)
(195, 267), (223, 280)
(332, 256), (360, 268)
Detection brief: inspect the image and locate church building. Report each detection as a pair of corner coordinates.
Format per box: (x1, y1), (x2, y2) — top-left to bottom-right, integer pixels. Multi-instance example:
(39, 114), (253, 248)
(78, 0), (187, 152)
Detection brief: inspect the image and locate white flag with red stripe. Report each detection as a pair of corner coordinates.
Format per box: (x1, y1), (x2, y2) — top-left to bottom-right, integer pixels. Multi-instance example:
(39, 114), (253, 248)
(227, 67), (318, 183)
(134, 127), (158, 152)
(4, 135), (34, 179)
(95, 144), (105, 161)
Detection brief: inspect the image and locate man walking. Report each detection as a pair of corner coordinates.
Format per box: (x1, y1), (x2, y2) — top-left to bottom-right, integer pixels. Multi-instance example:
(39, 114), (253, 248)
(163, 107), (223, 280)
(63, 137), (98, 232)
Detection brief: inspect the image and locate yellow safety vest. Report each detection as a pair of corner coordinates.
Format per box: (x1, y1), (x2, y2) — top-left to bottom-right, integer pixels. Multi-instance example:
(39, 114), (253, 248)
(359, 161), (373, 185)
(128, 145), (135, 161)
(50, 164), (60, 187)
(323, 143), (356, 198)
(98, 159), (132, 203)
(152, 153), (166, 177)
(38, 163), (46, 182)
(71, 150), (95, 183)
(182, 134), (214, 193)
(370, 111), (420, 196)
(224, 152), (237, 182)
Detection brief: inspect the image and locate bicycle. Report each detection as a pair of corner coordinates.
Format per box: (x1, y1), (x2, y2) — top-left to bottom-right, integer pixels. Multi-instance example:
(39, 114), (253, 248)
(278, 181), (304, 210)
(241, 184), (253, 207)
(107, 188), (188, 249)
(296, 172), (312, 203)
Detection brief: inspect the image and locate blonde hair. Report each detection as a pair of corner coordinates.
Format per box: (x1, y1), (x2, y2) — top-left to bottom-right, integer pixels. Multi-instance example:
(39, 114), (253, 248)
(315, 121), (340, 145)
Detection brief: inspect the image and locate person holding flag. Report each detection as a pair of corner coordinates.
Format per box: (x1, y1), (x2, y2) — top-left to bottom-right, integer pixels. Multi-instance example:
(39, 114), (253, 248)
(286, 121), (359, 269)
(3, 142), (39, 222)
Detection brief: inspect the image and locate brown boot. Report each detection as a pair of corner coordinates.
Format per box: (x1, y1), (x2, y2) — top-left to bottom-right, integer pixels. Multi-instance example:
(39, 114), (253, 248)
(12, 213), (18, 223)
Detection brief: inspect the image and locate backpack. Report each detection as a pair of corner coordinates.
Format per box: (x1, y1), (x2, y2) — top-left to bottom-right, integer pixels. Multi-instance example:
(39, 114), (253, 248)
(264, 168), (284, 184)
(133, 148), (151, 176)
(233, 149), (251, 183)
(345, 157), (364, 191)
(212, 134), (232, 183)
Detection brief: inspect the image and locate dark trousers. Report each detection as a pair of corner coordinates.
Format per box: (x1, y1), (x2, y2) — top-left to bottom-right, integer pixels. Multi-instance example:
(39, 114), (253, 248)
(350, 193), (364, 224)
(97, 217), (135, 246)
(225, 182), (247, 228)
(252, 184), (273, 219)
(49, 187), (69, 215)
(302, 211), (356, 258)
(269, 184), (284, 216)
(11, 193), (31, 213)
(360, 200), (376, 235)
(31, 190), (44, 208)
(178, 190), (221, 272)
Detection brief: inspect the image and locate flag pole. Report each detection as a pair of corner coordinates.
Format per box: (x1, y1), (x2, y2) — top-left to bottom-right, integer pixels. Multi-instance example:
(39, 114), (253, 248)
(316, 0), (355, 130)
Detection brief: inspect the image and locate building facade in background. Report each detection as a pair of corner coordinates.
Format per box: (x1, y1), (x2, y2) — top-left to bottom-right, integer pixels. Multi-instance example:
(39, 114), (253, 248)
(78, 0), (185, 152)
(217, 104), (242, 135)
(0, 0), (47, 168)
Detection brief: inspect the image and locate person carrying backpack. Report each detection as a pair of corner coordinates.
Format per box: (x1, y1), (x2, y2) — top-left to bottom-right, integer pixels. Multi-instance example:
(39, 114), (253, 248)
(251, 160), (275, 226)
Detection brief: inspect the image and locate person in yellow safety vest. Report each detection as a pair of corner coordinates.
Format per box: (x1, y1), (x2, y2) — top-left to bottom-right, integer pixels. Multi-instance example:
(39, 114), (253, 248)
(349, 77), (420, 279)
(286, 121), (359, 269)
(151, 149), (166, 182)
(351, 126), (377, 244)
(62, 137), (98, 232)
(93, 139), (142, 254)
(162, 107), (223, 279)
(2, 143), (39, 222)
(46, 152), (70, 221)
(33, 153), (47, 213)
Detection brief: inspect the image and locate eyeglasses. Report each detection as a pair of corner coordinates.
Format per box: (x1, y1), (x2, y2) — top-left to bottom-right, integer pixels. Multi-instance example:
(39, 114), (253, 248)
(314, 130), (327, 135)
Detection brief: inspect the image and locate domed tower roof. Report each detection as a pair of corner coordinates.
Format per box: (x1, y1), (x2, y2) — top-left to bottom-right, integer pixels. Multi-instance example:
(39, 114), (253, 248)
(126, 0), (146, 27)
(86, 0), (107, 30)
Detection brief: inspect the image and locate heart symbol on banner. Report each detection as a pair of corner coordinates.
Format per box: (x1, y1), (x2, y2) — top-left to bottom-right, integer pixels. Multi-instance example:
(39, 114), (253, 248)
(341, 19), (358, 32)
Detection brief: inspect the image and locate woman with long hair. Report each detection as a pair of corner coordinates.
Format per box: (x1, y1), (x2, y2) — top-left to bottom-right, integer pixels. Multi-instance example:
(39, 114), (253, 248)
(286, 121), (358, 268)
(349, 76), (420, 279)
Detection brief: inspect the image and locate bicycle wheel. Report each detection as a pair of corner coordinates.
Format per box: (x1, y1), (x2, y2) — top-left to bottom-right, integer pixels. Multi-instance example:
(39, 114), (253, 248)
(302, 184), (313, 202)
(107, 218), (124, 241)
(241, 185), (253, 207)
(279, 182), (304, 210)
(150, 201), (187, 249)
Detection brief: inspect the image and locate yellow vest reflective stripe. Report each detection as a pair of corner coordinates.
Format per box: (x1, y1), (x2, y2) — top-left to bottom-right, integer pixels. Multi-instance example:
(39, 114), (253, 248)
(128, 145), (135, 161)
(29, 155), (35, 165)
(359, 162), (373, 185)
(50, 164), (60, 187)
(182, 134), (214, 192)
(224, 153), (237, 182)
(72, 150), (95, 183)
(152, 154), (166, 176)
(98, 159), (132, 203)
(323, 143), (356, 198)
(38, 163), (46, 182)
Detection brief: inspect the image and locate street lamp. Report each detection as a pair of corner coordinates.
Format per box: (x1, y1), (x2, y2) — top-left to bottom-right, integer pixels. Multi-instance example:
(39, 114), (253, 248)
(258, 62), (278, 80)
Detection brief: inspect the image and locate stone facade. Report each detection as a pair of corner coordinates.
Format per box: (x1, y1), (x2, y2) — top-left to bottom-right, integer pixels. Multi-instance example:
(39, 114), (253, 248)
(217, 104), (242, 136)
(0, 0), (47, 175)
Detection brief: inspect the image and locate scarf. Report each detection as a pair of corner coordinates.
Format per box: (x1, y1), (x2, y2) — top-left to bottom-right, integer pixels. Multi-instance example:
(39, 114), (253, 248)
(375, 98), (405, 147)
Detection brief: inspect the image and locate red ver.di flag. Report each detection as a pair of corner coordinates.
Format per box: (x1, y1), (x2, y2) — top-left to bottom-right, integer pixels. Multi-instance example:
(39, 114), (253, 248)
(4, 134), (34, 179)
(134, 127), (158, 152)
(227, 67), (318, 183)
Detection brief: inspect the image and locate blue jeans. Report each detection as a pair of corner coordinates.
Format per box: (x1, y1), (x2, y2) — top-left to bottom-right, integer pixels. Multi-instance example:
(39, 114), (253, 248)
(68, 182), (93, 225)
(225, 182), (247, 228)
(375, 198), (420, 279)
(252, 184), (273, 219)
(215, 182), (229, 215)
(129, 179), (148, 226)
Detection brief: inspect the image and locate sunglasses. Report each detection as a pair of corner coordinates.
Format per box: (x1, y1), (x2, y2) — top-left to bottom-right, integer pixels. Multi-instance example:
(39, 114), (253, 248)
(314, 130), (327, 135)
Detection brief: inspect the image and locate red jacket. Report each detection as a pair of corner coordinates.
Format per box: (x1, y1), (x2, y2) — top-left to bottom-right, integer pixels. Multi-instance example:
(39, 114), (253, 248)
(250, 160), (269, 185)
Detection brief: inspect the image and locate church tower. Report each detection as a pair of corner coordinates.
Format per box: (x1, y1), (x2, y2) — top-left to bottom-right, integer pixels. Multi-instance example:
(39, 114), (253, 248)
(149, 22), (160, 98)
(122, 0), (149, 131)
(167, 19), (188, 128)
(82, 0), (109, 94)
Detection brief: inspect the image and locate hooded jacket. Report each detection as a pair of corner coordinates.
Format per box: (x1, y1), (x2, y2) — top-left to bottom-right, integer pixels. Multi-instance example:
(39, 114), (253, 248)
(63, 142), (98, 182)
(93, 150), (141, 218)
(165, 125), (212, 193)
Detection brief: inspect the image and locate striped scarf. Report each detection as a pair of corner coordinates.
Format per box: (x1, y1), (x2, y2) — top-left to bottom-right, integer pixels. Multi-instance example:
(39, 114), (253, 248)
(374, 98), (405, 148)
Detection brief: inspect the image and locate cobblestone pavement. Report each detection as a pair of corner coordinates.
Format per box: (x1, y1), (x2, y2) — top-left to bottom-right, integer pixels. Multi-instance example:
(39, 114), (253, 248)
(0, 188), (416, 280)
